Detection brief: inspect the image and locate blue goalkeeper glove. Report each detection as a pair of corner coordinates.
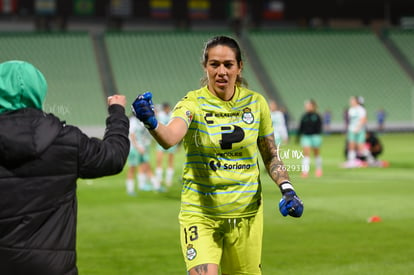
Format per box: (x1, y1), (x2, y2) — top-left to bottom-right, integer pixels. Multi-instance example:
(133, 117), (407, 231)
(132, 92), (158, 130)
(279, 181), (304, 218)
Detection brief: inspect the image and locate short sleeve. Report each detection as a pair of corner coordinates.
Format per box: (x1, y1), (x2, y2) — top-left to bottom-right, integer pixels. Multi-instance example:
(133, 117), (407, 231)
(171, 93), (197, 127)
(360, 106), (367, 117)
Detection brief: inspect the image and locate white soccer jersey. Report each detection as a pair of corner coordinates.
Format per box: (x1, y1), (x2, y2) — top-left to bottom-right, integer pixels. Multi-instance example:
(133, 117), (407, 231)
(129, 116), (152, 148)
(271, 110), (288, 142)
(157, 110), (171, 125)
(348, 105), (366, 132)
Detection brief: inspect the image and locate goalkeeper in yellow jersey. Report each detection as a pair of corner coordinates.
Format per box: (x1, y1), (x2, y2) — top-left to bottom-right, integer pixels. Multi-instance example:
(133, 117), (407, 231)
(132, 36), (304, 275)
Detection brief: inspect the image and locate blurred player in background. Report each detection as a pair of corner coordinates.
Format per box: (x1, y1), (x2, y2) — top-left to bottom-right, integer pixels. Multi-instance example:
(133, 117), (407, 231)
(125, 115), (160, 195)
(155, 103), (177, 190)
(297, 99), (323, 177)
(344, 96), (373, 167)
(365, 131), (383, 161)
(343, 106), (350, 133)
(269, 99), (288, 145)
(376, 108), (386, 132)
(0, 60), (130, 274)
(280, 105), (290, 132)
(344, 131), (388, 167)
(132, 36), (303, 275)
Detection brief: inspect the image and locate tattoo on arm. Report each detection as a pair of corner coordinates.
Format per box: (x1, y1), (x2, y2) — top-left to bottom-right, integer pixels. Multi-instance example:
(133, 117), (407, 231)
(194, 264), (208, 275)
(258, 135), (290, 186)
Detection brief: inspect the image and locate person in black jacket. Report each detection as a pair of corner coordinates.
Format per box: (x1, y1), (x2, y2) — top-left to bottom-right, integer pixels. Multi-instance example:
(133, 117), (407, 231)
(297, 99), (323, 178)
(0, 60), (130, 275)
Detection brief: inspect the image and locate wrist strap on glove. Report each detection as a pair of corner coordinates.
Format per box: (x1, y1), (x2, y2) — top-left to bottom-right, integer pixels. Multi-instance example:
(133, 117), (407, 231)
(279, 181), (294, 194)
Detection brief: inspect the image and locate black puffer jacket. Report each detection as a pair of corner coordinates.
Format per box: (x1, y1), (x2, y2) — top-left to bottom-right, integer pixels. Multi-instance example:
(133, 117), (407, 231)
(0, 105), (130, 275)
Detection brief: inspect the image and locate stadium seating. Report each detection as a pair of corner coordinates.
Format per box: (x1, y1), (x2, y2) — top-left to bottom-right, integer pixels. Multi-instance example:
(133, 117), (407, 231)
(0, 32), (106, 126)
(104, 31), (264, 111)
(247, 30), (413, 128)
(388, 30), (414, 68)
(1, 30), (412, 130)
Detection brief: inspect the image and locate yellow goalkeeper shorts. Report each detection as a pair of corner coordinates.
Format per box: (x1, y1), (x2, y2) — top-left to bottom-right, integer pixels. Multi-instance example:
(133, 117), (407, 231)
(179, 207), (263, 274)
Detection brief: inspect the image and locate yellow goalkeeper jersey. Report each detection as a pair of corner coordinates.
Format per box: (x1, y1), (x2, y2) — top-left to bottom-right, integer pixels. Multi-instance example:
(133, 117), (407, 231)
(172, 86), (274, 218)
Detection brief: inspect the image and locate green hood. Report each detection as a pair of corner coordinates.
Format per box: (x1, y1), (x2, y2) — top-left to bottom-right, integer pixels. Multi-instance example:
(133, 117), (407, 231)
(0, 60), (47, 114)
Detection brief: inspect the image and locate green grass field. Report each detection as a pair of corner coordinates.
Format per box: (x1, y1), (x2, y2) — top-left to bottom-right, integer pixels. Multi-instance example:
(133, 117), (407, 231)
(76, 133), (414, 275)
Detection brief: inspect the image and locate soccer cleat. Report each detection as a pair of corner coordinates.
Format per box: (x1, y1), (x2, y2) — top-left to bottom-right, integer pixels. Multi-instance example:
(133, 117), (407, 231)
(301, 171), (309, 178)
(381, 160), (390, 167)
(342, 160), (358, 168)
(315, 169), (323, 177)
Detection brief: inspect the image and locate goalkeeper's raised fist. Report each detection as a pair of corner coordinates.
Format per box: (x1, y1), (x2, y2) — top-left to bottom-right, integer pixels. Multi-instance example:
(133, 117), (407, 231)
(132, 92), (158, 130)
(278, 181), (304, 218)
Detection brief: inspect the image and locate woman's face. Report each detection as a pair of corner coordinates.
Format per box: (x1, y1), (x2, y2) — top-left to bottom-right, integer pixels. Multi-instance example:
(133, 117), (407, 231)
(269, 101), (277, 111)
(349, 97), (358, 107)
(204, 45), (242, 101)
(305, 101), (313, 112)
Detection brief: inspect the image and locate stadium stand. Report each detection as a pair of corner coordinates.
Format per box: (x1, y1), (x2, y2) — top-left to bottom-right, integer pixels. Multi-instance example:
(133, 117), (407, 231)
(104, 31), (265, 111)
(1, 29), (412, 132)
(247, 30), (414, 130)
(0, 32), (106, 128)
(388, 30), (414, 69)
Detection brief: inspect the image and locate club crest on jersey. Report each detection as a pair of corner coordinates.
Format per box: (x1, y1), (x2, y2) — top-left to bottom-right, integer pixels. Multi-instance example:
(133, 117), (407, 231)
(186, 244), (197, 260)
(186, 110), (193, 124)
(242, 107), (254, 124)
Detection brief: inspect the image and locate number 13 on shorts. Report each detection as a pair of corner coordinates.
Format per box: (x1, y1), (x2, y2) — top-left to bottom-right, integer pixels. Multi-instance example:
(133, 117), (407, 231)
(181, 223), (205, 265)
(184, 225), (199, 244)
(179, 214), (223, 269)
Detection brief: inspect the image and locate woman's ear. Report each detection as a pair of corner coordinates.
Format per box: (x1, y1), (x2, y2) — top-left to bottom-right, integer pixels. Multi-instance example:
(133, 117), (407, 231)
(238, 60), (243, 74)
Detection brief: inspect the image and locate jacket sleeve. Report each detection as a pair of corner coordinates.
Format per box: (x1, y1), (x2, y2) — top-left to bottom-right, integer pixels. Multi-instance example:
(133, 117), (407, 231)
(317, 114), (323, 134)
(78, 104), (130, 178)
(297, 115), (304, 136)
